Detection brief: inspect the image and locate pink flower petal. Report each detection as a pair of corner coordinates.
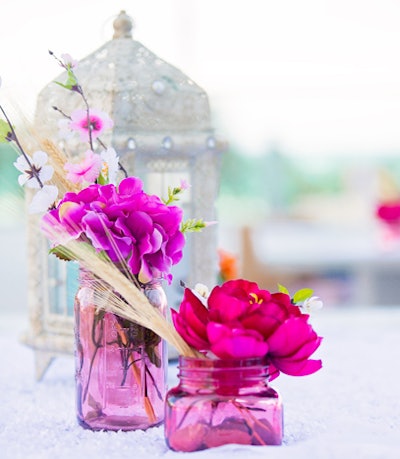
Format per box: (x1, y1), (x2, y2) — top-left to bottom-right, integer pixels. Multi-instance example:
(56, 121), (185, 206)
(65, 150), (102, 184)
(288, 336), (323, 361)
(271, 357), (322, 376)
(171, 310), (210, 350)
(267, 317), (317, 357)
(69, 108), (113, 141)
(207, 323), (268, 359)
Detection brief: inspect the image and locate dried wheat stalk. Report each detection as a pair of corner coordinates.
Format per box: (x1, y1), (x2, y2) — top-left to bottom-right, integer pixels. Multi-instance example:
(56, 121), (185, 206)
(42, 218), (201, 358)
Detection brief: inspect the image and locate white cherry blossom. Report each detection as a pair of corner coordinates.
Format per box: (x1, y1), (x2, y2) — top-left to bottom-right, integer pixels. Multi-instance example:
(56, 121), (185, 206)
(302, 296), (324, 313)
(28, 185), (58, 214)
(100, 147), (119, 184)
(14, 151), (54, 189)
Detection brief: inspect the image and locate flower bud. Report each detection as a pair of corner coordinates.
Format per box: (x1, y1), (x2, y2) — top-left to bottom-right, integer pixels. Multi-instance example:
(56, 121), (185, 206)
(194, 283), (209, 299)
(302, 296), (323, 313)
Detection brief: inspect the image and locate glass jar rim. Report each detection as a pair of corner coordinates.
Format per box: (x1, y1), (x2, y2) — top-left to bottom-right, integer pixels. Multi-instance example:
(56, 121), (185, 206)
(178, 355), (270, 369)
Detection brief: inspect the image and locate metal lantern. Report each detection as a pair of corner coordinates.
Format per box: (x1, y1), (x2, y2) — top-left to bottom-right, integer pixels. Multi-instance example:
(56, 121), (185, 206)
(22, 11), (224, 379)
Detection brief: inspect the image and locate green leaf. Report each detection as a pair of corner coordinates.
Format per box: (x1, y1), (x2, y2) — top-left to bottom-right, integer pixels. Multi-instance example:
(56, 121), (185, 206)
(97, 172), (108, 185)
(278, 284), (289, 295)
(54, 68), (78, 91)
(49, 245), (76, 261)
(0, 119), (12, 143)
(293, 288), (314, 304)
(162, 185), (184, 205)
(180, 218), (207, 233)
(49, 242), (110, 264)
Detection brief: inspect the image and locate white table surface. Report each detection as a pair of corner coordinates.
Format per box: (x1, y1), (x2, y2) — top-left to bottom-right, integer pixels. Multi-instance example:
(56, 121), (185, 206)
(1, 306), (400, 459)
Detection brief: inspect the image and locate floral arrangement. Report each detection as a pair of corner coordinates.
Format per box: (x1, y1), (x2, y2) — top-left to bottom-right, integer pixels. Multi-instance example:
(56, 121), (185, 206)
(0, 53), (205, 276)
(1, 49), (323, 443)
(164, 280), (322, 450)
(172, 279), (322, 380)
(0, 52), (207, 356)
(1, 52), (323, 372)
(1, 52), (210, 428)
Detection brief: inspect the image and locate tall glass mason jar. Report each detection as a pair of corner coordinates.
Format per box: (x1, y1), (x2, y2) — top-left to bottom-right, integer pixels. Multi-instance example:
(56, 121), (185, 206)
(74, 269), (167, 431)
(165, 356), (283, 451)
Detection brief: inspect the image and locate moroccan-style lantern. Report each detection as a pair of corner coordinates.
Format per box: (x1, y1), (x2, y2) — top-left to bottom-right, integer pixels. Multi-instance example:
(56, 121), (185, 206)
(22, 11), (224, 379)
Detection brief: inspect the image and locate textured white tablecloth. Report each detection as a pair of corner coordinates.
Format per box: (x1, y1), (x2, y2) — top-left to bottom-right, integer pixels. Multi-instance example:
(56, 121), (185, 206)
(1, 306), (400, 459)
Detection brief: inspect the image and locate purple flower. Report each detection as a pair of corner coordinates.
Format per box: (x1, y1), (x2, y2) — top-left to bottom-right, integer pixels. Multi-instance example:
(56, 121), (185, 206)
(42, 177), (185, 283)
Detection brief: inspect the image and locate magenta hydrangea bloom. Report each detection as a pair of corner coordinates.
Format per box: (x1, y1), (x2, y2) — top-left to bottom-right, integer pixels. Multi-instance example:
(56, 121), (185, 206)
(172, 279), (322, 379)
(42, 176), (185, 283)
(69, 108), (114, 142)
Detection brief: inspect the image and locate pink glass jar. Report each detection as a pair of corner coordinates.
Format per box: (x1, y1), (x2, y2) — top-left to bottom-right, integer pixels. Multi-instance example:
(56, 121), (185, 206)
(165, 356), (283, 451)
(74, 270), (167, 431)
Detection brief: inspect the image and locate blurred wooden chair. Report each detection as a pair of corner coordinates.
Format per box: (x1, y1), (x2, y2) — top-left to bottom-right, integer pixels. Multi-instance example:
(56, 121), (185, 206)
(239, 225), (308, 291)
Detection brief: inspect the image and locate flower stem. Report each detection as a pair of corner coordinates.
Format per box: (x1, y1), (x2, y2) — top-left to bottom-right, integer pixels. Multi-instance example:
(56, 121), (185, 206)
(52, 105), (72, 120)
(82, 314), (104, 403)
(79, 90), (94, 151)
(0, 104), (44, 188)
(114, 320), (157, 424)
(232, 400), (268, 445)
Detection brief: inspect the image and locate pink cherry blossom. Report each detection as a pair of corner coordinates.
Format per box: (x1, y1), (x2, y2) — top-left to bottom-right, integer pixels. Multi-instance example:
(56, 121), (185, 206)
(179, 179), (190, 191)
(64, 150), (102, 184)
(61, 53), (78, 68)
(69, 108), (113, 142)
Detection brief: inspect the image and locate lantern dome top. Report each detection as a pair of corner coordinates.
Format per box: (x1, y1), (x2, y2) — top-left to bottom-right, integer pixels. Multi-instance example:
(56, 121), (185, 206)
(35, 11), (217, 154)
(113, 10), (134, 39)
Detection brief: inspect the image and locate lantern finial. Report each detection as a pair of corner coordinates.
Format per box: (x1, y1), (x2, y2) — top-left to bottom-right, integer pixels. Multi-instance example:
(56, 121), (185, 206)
(113, 10), (133, 39)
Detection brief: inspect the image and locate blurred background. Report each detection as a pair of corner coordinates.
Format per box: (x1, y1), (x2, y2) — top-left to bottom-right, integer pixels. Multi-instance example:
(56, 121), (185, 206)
(2, 0), (400, 317)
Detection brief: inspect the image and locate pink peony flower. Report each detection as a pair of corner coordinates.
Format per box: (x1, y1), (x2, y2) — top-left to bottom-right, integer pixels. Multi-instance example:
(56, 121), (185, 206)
(207, 323), (268, 359)
(171, 288), (210, 350)
(64, 150), (102, 184)
(172, 279), (322, 379)
(266, 317), (322, 376)
(41, 176), (185, 283)
(69, 108), (113, 142)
